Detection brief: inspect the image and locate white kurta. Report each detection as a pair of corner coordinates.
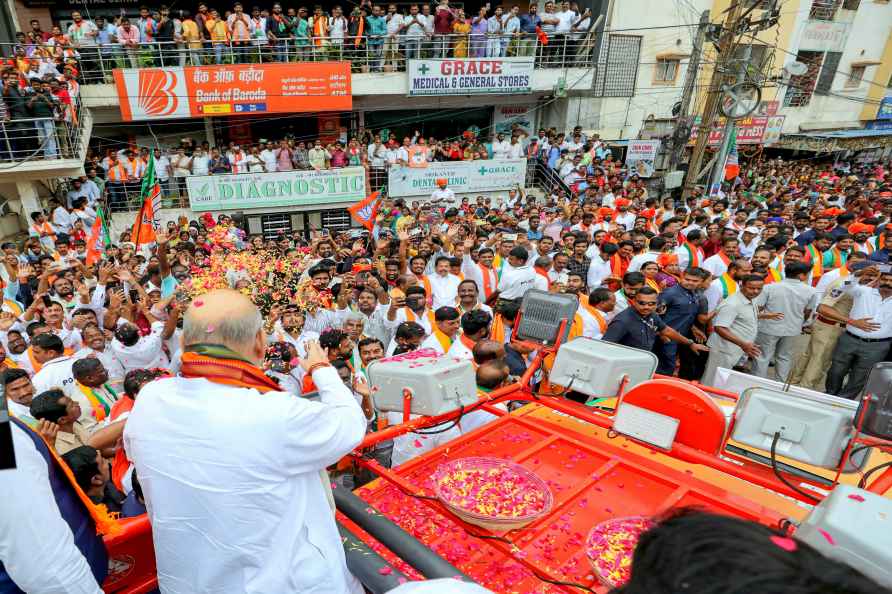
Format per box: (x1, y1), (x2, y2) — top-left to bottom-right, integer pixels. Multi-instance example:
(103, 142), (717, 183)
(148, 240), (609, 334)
(110, 322), (169, 372)
(123, 367), (367, 594)
(0, 423), (104, 594)
(427, 273), (462, 310)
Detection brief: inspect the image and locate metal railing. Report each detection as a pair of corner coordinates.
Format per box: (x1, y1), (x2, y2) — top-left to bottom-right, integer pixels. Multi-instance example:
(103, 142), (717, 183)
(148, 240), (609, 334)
(5, 34), (595, 84)
(0, 104), (85, 164)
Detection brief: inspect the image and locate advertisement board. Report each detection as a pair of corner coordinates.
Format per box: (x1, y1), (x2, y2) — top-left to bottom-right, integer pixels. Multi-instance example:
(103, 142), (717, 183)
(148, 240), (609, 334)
(186, 167), (366, 212)
(407, 58), (534, 96)
(113, 62), (351, 121)
(388, 159), (527, 197)
(493, 104), (537, 135)
(878, 95), (892, 121)
(625, 140), (660, 177)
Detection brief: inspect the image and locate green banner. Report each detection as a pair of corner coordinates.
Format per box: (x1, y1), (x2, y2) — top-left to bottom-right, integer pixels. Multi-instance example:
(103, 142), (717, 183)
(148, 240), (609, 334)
(186, 166), (367, 212)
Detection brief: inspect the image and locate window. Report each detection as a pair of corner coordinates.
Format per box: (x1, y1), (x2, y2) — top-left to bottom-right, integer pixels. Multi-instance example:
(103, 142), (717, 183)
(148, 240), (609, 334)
(784, 50), (823, 107)
(845, 65), (866, 87)
(654, 59), (680, 83)
(809, 0), (841, 19)
(842, 0), (861, 9)
(320, 209), (352, 232)
(594, 34), (643, 97)
(815, 51), (842, 95)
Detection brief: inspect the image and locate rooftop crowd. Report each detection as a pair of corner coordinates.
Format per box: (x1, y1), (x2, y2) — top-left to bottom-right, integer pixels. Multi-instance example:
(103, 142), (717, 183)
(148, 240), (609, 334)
(2, 109), (892, 591)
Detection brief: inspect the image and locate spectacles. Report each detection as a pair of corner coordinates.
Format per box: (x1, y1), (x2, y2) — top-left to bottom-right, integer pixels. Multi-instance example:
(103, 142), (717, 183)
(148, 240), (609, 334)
(635, 300), (657, 306)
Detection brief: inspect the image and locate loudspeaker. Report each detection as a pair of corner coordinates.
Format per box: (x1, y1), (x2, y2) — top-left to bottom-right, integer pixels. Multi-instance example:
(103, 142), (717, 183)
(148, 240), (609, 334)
(856, 362), (892, 440)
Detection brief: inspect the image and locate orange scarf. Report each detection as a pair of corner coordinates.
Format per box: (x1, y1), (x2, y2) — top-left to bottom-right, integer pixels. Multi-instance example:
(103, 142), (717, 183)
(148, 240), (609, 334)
(534, 267), (551, 288)
(13, 418), (121, 535)
(179, 345), (281, 393)
(109, 397), (135, 491)
(478, 263), (494, 299)
(491, 313), (507, 343)
(419, 275), (433, 305)
(432, 326), (453, 353)
(645, 278), (661, 293)
(579, 300), (607, 334)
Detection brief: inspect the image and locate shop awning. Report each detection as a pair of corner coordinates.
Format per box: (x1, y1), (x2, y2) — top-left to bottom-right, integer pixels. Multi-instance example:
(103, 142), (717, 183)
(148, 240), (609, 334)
(790, 129), (892, 139)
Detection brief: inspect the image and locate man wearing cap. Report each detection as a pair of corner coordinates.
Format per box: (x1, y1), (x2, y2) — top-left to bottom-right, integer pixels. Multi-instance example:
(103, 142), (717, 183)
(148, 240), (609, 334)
(614, 198), (636, 231)
(430, 178), (454, 204)
(738, 226), (761, 259)
(789, 260), (876, 391)
(850, 223), (875, 255)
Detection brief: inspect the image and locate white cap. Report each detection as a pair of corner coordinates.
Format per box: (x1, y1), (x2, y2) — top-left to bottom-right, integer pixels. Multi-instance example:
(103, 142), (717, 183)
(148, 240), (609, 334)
(743, 226), (760, 235)
(387, 579), (494, 593)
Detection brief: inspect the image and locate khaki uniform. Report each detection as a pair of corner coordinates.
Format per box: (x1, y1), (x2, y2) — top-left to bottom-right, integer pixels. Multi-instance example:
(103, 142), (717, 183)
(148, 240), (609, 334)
(789, 276), (853, 391)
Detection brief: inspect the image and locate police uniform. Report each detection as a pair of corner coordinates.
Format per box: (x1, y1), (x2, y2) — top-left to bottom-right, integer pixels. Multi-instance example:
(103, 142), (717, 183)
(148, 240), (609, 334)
(789, 275), (852, 391)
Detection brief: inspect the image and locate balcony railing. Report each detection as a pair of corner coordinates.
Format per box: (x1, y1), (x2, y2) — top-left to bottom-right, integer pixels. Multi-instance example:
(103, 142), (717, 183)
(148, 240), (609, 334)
(5, 34), (595, 85)
(0, 103), (85, 163)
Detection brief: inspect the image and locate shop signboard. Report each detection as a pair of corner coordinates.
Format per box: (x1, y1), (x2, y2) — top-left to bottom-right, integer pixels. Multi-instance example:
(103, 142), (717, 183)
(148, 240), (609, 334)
(625, 140), (660, 177)
(878, 95), (892, 120)
(493, 104), (537, 135)
(186, 167), (366, 212)
(407, 58), (534, 96)
(113, 62), (351, 122)
(800, 21), (850, 53)
(388, 159), (527, 197)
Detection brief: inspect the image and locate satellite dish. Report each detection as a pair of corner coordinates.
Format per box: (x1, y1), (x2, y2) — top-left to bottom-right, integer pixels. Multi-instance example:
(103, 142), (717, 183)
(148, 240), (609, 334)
(784, 61), (808, 77)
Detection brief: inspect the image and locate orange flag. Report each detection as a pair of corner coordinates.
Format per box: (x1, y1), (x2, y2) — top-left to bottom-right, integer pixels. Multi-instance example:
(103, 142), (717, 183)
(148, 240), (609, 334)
(131, 153), (160, 246)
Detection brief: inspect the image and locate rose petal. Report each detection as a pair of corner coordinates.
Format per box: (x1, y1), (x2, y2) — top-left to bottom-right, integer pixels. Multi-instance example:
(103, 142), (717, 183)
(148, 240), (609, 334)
(377, 566), (393, 575)
(770, 535), (798, 552)
(848, 494), (866, 502)
(817, 528), (835, 545)
(206, 324), (215, 333)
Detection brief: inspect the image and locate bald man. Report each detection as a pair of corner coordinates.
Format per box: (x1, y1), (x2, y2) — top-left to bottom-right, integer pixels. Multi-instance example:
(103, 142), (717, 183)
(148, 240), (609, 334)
(124, 290), (366, 594)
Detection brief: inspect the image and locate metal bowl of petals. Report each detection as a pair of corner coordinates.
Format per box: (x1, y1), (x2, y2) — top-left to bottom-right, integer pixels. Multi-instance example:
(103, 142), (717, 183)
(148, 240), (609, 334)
(585, 516), (655, 589)
(432, 457), (553, 532)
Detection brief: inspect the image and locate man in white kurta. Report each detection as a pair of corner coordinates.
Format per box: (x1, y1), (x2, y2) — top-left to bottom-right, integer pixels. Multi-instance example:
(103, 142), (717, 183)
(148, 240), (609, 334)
(124, 290), (366, 594)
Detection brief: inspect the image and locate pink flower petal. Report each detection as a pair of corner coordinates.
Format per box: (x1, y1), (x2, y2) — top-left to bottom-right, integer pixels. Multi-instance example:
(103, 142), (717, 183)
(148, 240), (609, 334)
(377, 566), (393, 575)
(848, 494), (865, 502)
(206, 324), (215, 333)
(770, 535), (797, 552)
(817, 528), (835, 545)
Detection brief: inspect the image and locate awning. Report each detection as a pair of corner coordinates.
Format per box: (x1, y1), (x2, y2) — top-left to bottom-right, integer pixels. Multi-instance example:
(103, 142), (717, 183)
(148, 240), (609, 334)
(790, 129), (892, 139)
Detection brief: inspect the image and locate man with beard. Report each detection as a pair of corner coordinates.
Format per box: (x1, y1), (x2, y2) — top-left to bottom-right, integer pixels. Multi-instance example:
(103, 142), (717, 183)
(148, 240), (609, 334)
(73, 322), (126, 381)
(611, 271), (645, 320)
(267, 304), (318, 359)
(387, 285), (433, 347)
(850, 222), (875, 255)
(702, 275), (765, 386)
(704, 258), (752, 313)
(350, 281), (393, 346)
(815, 251), (867, 297)
(447, 309), (492, 362)
(794, 213), (833, 248)
(825, 268), (892, 398)
(578, 287), (614, 340)
(750, 247), (779, 284)
(420, 307), (461, 355)
(653, 267), (710, 375)
(22, 297), (80, 351)
(461, 242), (498, 304)
(455, 279), (492, 316)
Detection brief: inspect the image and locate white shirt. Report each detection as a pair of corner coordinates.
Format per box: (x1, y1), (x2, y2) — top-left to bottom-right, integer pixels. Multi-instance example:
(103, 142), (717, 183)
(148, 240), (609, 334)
(491, 139), (511, 159)
(842, 282), (892, 339)
(587, 255), (612, 289)
(385, 12), (403, 34)
(260, 149), (278, 172)
(155, 155), (172, 181)
(702, 253), (731, 278)
(447, 336), (474, 362)
(508, 142), (524, 159)
(420, 331), (452, 355)
(72, 346), (126, 381)
(191, 154), (210, 175)
(614, 212), (636, 231)
(124, 368), (366, 594)
(498, 263), (536, 299)
(109, 321), (169, 372)
(627, 252), (659, 273)
(0, 423), (105, 594)
(461, 255), (498, 301)
(227, 150), (248, 174)
(32, 355), (77, 400)
(428, 272), (462, 310)
(555, 10), (575, 33)
(430, 187), (455, 204)
(245, 154), (265, 173)
(52, 206), (75, 234)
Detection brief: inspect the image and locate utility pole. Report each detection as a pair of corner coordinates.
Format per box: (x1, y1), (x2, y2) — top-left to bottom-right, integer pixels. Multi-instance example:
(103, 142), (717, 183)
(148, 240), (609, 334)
(681, 0), (745, 199)
(708, 44), (751, 192)
(667, 10), (711, 174)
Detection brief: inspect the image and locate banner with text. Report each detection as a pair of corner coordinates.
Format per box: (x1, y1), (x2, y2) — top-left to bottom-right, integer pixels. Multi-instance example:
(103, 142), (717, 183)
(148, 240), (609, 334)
(625, 140), (660, 178)
(186, 167), (366, 212)
(114, 62), (351, 122)
(407, 58), (534, 96)
(388, 159), (527, 197)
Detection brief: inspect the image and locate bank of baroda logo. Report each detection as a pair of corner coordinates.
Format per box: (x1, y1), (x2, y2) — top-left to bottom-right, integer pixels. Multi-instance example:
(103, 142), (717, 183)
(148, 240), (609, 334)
(128, 68), (189, 120)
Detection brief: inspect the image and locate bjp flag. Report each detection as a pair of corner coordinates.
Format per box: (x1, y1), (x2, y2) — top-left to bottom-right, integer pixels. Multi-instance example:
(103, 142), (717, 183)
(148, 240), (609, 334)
(85, 204), (111, 265)
(131, 153), (161, 246)
(348, 190), (383, 232)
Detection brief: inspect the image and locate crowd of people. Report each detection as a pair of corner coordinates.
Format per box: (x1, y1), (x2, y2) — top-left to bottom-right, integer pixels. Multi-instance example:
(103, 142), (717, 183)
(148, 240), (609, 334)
(2, 118), (892, 591)
(6, 1), (590, 82)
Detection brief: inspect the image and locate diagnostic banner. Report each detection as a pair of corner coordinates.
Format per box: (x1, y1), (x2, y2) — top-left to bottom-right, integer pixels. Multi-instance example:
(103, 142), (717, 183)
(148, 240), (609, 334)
(186, 167), (366, 212)
(407, 57), (534, 96)
(388, 159), (527, 197)
(113, 62), (351, 121)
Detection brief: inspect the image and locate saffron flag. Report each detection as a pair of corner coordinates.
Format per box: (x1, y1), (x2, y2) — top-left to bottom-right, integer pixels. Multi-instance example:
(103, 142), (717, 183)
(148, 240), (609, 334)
(348, 190), (382, 231)
(85, 204), (111, 265)
(724, 126), (740, 181)
(131, 153), (161, 246)
(535, 25), (549, 45)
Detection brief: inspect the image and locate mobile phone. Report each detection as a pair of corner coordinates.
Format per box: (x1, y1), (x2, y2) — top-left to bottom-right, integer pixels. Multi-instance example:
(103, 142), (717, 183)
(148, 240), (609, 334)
(269, 357), (288, 373)
(503, 233), (518, 241)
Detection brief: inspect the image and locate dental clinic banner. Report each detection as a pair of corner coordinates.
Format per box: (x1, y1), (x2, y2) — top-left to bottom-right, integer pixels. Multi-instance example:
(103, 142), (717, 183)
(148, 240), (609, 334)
(387, 159), (527, 197)
(407, 57), (534, 96)
(186, 167), (366, 211)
